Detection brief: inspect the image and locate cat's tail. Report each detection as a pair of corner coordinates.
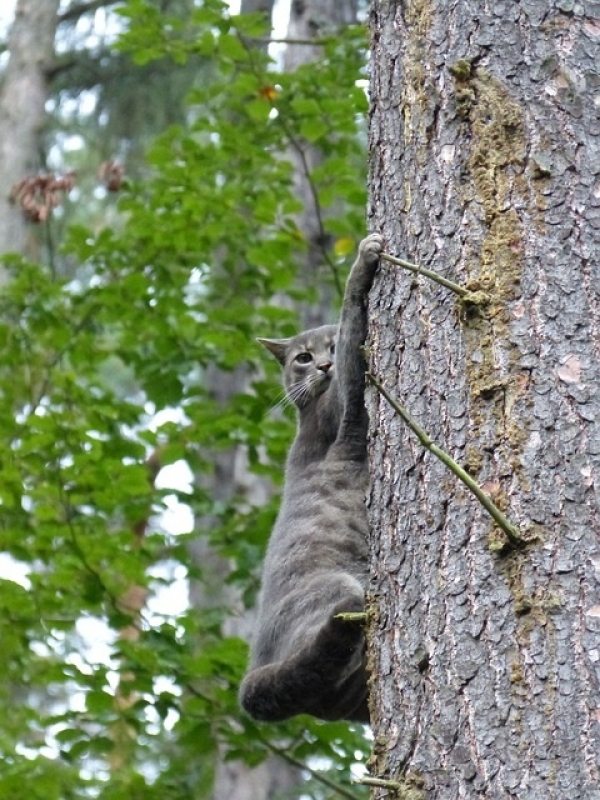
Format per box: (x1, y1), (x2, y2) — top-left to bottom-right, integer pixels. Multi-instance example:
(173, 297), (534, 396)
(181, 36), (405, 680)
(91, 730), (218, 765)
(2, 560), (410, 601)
(239, 604), (369, 723)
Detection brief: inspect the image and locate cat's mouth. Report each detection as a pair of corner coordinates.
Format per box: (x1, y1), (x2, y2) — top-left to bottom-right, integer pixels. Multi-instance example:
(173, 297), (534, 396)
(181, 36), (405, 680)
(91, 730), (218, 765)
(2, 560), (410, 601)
(312, 370), (333, 396)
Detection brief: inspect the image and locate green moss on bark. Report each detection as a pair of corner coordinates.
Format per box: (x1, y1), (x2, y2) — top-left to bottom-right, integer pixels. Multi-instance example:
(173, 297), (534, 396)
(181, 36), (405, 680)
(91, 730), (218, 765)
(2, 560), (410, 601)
(450, 64), (532, 502)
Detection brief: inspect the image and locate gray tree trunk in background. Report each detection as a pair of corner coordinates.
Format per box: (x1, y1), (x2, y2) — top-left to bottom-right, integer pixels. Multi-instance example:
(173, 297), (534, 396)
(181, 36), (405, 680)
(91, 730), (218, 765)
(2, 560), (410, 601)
(284, 0), (358, 328)
(0, 0), (60, 261)
(201, 366), (302, 800)
(237, 0), (274, 15)
(205, 6), (302, 800)
(366, 2), (600, 798)
(284, 0), (358, 69)
(208, 2), (362, 798)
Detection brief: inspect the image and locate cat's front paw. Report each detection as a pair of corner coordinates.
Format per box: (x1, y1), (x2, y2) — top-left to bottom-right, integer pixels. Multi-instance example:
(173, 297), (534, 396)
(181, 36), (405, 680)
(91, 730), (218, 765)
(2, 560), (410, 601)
(359, 233), (384, 266)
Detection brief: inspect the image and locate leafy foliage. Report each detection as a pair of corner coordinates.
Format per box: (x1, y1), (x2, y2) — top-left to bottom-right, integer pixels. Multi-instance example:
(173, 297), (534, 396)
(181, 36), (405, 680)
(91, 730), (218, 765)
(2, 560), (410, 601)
(0, 1), (370, 797)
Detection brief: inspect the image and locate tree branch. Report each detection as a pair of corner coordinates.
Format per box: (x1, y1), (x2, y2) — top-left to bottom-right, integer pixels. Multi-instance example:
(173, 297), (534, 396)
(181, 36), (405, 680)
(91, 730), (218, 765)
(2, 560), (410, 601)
(58, 0), (117, 23)
(184, 678), (365, 799)
(259, 737), (365, 800)
(235, 31), (345, 298)
(184, 681), (364, 800)
(241, 36), (332, 46)
(380, 251), (489, 305)
(353, 775), (402, 790)
(335, 611), (367, 622)
(366, 372), (525, 548)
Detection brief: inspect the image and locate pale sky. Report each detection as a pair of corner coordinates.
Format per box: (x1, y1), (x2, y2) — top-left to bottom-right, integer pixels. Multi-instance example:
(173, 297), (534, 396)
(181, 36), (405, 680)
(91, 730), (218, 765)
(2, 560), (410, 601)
(0, 0), (16, 40)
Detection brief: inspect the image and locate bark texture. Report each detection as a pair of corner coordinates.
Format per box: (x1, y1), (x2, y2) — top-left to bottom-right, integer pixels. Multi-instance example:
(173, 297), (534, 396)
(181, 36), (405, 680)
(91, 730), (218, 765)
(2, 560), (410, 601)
(366, 2), (600, 798)
(0, 0), (60, 260)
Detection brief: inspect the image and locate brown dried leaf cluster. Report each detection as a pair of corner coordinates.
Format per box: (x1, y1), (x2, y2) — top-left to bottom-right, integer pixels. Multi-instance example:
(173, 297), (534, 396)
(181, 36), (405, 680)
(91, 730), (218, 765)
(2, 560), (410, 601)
(9, 160), (126, 223)
(98, 159), (124, 192)
(10, 172), (76, 222)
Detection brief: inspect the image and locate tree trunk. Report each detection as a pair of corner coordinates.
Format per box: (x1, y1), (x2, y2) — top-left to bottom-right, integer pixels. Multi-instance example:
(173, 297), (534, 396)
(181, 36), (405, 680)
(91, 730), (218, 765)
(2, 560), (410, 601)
(237, 0), (274, 16)
(284, 0), (358, 328)
(201, 2), (303, 798)
(209, 3), (362, 798)
(366, 2), (600, 799)
(284, 0), (358, 70)
(0, 0), (60, 260)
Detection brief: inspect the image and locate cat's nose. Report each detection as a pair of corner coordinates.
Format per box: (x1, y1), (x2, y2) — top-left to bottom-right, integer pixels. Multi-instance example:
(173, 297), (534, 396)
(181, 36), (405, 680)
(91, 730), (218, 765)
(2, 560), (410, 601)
(317, 361), (332, 373)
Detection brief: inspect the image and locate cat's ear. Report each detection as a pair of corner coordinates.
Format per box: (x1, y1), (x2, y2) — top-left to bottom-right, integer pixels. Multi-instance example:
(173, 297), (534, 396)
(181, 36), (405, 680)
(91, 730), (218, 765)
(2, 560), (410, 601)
(257, 337), (289, 365)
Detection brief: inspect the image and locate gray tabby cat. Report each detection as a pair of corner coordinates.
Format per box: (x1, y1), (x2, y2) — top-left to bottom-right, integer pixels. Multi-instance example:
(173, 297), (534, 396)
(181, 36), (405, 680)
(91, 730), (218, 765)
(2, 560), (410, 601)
(239, 233), (383, 723)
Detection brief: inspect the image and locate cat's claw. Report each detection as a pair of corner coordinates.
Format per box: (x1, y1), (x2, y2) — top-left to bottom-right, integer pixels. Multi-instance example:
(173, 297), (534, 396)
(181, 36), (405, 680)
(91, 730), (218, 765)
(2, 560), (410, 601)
(359, 233), (384, 265)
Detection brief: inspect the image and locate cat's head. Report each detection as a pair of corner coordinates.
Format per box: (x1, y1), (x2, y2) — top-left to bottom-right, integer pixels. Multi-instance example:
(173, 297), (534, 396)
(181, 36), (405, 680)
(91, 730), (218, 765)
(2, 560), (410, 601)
(258, 324), (338, 409)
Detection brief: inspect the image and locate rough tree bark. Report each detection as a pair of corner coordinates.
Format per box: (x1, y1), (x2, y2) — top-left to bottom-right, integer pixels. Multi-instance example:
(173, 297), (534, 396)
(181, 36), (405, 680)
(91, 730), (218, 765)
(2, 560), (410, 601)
(366, 2), (600, 799)
(0, 0), (60, 260)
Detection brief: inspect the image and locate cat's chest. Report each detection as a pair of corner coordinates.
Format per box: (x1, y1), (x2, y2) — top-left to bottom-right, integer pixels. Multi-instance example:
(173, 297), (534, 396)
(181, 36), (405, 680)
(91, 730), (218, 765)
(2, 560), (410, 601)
(285, 454), (368, 501)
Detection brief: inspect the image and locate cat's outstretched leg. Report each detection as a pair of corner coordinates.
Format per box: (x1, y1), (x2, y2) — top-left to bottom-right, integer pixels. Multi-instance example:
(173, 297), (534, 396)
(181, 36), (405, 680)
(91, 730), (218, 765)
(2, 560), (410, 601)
(334, 233), (383, 455)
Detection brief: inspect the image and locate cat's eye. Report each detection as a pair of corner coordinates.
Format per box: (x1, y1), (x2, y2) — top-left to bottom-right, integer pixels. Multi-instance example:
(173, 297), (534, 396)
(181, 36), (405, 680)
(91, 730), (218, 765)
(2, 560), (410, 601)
(295, 352), (312, 364)
(330, 343), (336, 355)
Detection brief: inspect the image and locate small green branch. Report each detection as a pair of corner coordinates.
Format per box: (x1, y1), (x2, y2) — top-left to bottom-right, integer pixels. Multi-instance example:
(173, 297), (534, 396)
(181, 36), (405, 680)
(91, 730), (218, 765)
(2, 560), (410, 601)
(335, 612), (367, 623)
(354, 776), (402, 789)
(366, 373), (525, 548)
(260, 738), (364, 800)
(355, 775), (426, 799)
(185, 686), (362, 800)
(242, 36), (332, 46)
(380, 252), (488, 305)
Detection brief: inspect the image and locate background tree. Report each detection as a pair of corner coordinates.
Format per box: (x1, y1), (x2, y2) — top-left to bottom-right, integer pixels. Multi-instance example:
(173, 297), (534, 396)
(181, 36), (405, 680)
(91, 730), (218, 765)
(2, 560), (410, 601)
(208, 1), (367, 798)
(52, 0), (202, 170)
(0, 0), (207, 263)
(190, 1), (299, 795)
(366, 2), (600, 798)
(282, 0), (361, 327)
(0, 0), (60, 258)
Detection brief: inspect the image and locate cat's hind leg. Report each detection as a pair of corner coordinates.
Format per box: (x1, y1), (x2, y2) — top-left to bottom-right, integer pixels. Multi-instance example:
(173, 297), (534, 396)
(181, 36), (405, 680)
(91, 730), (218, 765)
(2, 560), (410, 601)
(240, 585), (368, 722)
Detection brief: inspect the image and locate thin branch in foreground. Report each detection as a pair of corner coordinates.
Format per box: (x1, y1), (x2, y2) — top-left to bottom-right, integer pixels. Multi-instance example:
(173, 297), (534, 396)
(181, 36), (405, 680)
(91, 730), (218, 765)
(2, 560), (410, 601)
(243, 36), (332, 46)
(353, 775), (402, 789)
(335, 612), (367, 623)
(259, 738), (364, 800)
(366, 372), (525, 548)
(235, 31), (344, 297)
(354, 774), (426, 799)
(59, 0), (116, 23)
(380, 252), (489, 305)
(184, 684), (363, 799)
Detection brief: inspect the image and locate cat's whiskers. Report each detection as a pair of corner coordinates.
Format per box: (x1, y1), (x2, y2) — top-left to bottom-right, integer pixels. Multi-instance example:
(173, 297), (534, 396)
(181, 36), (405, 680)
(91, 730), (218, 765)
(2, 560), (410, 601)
(291, 373), (331, 407)
(307, 372), (330, 398)
(267, 358), (334, 415)
(269, 386), (293, 413)
(268, 378), (310, 413)
(287, 378), (312, 407)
